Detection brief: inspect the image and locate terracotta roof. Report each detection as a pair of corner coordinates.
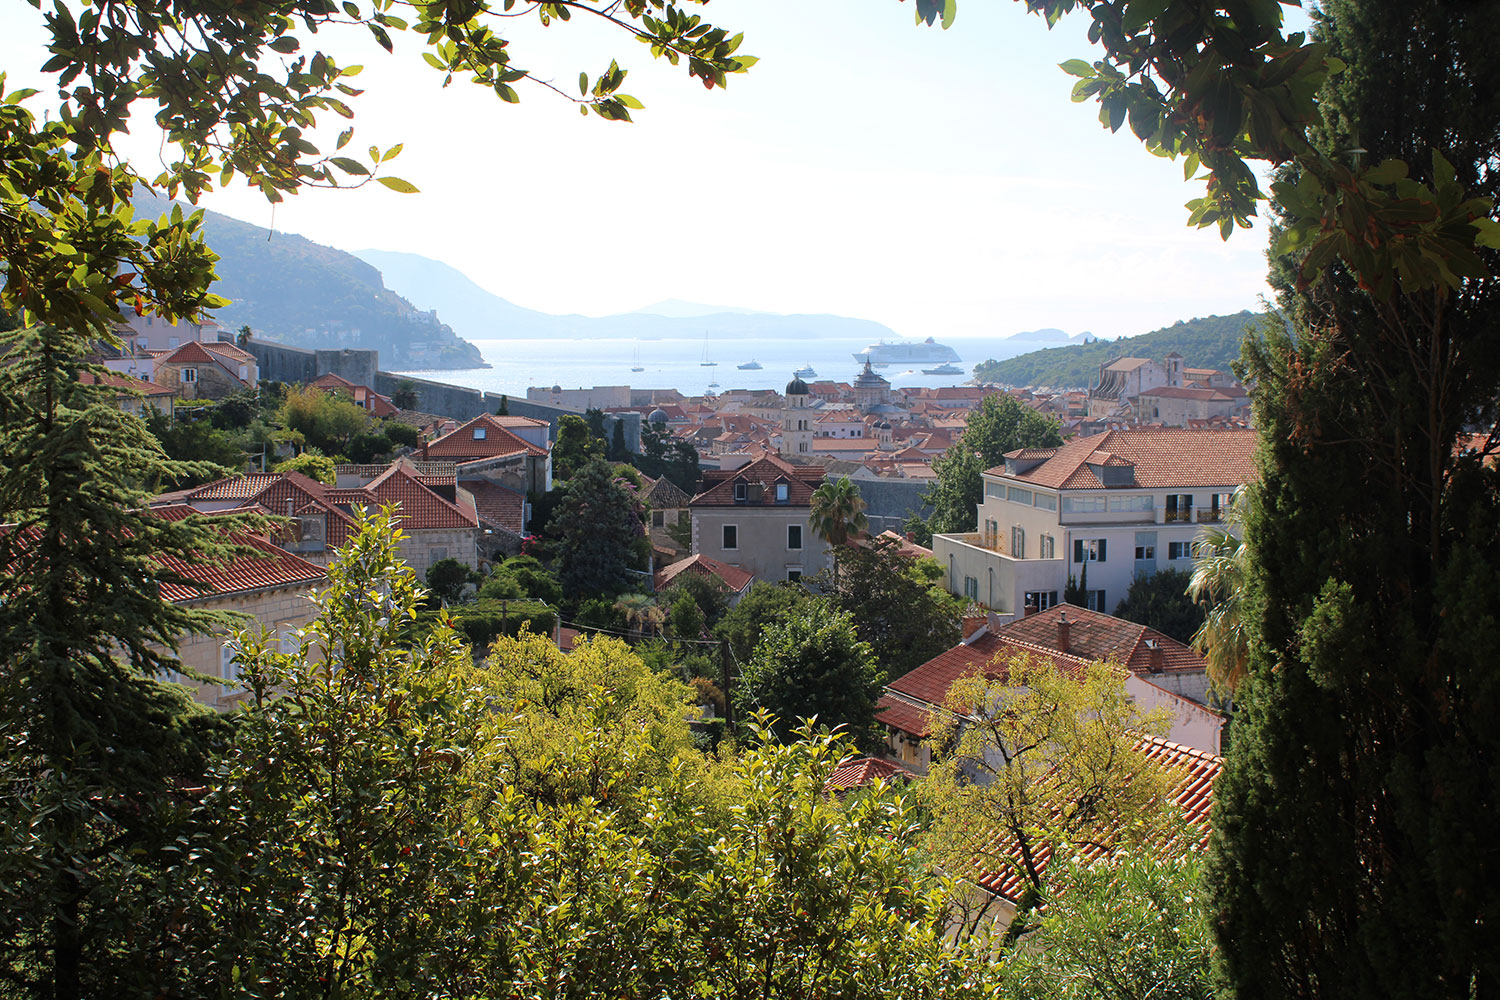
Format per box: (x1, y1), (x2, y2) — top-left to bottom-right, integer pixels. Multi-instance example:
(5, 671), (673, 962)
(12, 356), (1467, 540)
(968, 736), (1222, 902)
(149, 505), (326, 602)
(357, 461), (479, 530)
(1137, 385), (1239, 401)
(425, 414), (548, 461)
(642, 475), (691, 510)
(991, 429), (1257, 490)
(873, 693), (939, 739)
(1104, 357), (1152, 372)
(464, 479), (526, 534)
(79, 370), (175, 396)
(201, 341), (256, 364)
(168, 474), (284, 503)
(826, 756), (915, 790)
(690, 454), (827, 506)
(996, 604), (1206, 676)
(239, 472), (360, 549)
(654, 553), (754, 594)
(874, 529), (933, 559)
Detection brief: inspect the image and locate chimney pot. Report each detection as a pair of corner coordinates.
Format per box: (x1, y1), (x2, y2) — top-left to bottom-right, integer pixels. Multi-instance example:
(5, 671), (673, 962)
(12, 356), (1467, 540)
(1146, 638), (1165, 673)
(1057, 612), (1072, 654)
(960, 614), (987, 641)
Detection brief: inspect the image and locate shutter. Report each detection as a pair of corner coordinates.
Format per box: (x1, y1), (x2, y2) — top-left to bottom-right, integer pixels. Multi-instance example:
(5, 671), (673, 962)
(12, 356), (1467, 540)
(1097, 539), (1107, 562)
(1074, 539), (1084, 563)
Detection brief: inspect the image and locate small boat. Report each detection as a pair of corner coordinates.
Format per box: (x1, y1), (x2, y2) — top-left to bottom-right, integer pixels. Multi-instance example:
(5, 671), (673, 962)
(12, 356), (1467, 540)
(737, 360), (763, 370)
(708, 380), (720, 388)
(700, 331), (717, 366)
(922, 363), (965, 375)
(794, 364), (818, 379)
(631, 366), (645, 372)
(630, 346), (645, 372)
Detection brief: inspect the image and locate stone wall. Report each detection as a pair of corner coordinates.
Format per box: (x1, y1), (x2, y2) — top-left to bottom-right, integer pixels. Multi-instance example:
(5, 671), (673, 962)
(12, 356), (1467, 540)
(848, 477), (932, 534)
(166, 582), (322, 710)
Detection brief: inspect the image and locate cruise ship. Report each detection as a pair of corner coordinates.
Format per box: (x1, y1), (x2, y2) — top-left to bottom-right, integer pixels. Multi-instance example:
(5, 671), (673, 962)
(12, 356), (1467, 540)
(853, 336), (961, 367)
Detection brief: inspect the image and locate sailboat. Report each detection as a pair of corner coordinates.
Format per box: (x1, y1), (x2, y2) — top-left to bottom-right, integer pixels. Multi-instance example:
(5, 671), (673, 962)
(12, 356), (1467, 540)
(699, 330), (717, 367)
(630, 344), (644, 372)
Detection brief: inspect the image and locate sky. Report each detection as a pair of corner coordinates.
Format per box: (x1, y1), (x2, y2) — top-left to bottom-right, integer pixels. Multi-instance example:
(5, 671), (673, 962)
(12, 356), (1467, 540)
(0, 1), (1308, 341)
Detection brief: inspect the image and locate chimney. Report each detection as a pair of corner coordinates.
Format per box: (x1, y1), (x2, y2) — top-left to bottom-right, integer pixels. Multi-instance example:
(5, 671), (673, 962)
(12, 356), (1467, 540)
(905, 531), (915, 543)
(961, 613), (987, 641)
(1146, 638), (1165, 673)
(1023, 601), (1039, 618)
(1057, 609), (1071, 654)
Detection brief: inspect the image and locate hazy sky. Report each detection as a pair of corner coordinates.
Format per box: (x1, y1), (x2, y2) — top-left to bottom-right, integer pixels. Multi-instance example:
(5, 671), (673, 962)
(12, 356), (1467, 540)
(1, 1), (1307, 340)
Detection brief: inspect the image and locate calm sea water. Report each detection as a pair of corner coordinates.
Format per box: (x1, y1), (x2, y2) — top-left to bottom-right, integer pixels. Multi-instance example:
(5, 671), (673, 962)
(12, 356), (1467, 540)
(392, 335), (1034, 398)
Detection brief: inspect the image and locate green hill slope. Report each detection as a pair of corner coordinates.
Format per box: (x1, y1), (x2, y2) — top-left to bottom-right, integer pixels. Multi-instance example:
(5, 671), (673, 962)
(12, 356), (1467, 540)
(135, 192), (486, 370)
(972, 311), (1270, 389)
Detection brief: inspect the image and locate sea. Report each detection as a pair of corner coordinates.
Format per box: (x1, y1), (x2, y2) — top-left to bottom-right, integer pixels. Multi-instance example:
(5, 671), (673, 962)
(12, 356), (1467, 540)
(391, 334), (1049, 399)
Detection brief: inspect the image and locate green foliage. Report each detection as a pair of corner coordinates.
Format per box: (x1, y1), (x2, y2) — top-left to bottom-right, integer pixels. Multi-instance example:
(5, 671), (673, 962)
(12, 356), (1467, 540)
(666, 586), (707, 641)
(1111, 568), (1204, 645)
(482, 553), (563, 606)
(495, 393), (509, 415)
(827, 534), (963, 680)
(146, 408), (249, 485)
(739, 601), (883, 750)
(609, 418), (629, 462)
(552, 459), (647, 600)
(425, 556), (478, 604)
(924, 395), (1062, 535)
(434, 597), (556, 650)
(584, 406), (608, 442)
(390, 379), (418, 410)
(272, 449), (336, 485)
(278, 384), (370, 457)
(635, 419), (701, 494)
(574, 595), (628, 634)
(972, 313), (1265, 388)
(809, 475), (869, 551)
(1002, 850), (1216, 1000)
(665, 571), (731, 628)
(553, 413), (606, 480)
(714, 580), (813, 662)
(1064, 561), (1089, 608)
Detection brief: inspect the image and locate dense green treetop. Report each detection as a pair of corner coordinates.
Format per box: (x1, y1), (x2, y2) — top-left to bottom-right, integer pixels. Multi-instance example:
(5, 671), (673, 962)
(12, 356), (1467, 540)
(1111, 568), (1204, 646)
(972, 311), (1266, 389)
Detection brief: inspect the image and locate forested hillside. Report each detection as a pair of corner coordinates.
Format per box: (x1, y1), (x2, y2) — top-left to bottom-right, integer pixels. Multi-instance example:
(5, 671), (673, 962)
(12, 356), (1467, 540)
(972, 311), (1270, 388)
(135, 192), (487, 370)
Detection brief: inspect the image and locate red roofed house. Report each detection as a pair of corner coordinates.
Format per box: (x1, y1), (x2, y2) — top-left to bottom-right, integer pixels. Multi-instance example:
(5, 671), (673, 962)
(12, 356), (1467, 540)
(689, 455), (829, 584)
(310, 372), (401, 417)
(352, 459), (481, 577)
(80, 369), (177, 419)
(933, 428), (1257, 624)
(150, 504), (325, 710)
(1136, 383), (1250, 426)
(154, 340), (254, 400)
(654, 553), (755, 605)
(826, 755), (915, 791)
(422, 413), (552, 495)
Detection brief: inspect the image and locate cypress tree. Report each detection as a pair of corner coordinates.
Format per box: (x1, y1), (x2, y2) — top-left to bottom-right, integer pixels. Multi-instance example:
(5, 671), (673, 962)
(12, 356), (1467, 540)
(1208, 3), (1500, 996)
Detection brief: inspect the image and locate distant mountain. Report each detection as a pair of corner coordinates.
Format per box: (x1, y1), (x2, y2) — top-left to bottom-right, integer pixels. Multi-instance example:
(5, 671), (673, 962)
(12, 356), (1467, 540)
(356, 249), (906, 344)
(971, 311), (1270, 389)
(630, 299), (769, 318)
(133, 192), (486, 369)
(1004, 328), (1074, 344)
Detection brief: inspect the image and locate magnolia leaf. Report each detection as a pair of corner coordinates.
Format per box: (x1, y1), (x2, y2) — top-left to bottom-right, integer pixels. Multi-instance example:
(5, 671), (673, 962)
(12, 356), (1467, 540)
(268, 36), (299, 53)
(377, 176), (420, 193)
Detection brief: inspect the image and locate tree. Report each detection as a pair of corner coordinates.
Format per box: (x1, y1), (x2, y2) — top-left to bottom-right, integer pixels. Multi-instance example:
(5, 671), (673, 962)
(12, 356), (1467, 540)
(236, 323), (253, 347)
(584, 406), (609, 443)
(552, 458), (647, 600)
(272, 450), (336, 486)
(1200, 4), (1500, 995)
(922, 395), (1062, 535)
(739, 601), (883, 749)
(1185, 522), (1250, 695)
(610, 419), (629, 462)
(495, 394), (509, 416)
(1001, 850), (1216, 1000)
(426, 556), (478, 604)
(810, 476), (869, 550)
(826, 534), (963, 679)
(1111, 568), (1204, 645)
(921, 655), (1174, 943)
(278, 384), (370, 458)
(714, 580), (813, 663)
(614, 592), (665, 641)
(666, 587), (707, 643)
(391, 379), (419, 410)
(553, 413), (606, 480)
(0, 322), (255, 996)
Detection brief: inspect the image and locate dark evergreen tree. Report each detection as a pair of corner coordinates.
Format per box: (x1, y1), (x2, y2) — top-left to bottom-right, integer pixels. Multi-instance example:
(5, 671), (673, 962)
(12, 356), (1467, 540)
(552, 414), (605, 481)
(1208, 3), (1500, 996)
(1110, 568), (1203, 644)
(826, 534), (963, 680)
(610, 419), (629, 462)
(551, 459), (646, 600)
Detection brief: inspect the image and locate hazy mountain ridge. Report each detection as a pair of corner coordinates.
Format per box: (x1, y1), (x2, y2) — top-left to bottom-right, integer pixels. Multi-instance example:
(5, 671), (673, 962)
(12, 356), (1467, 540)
(133, 192), (486, 369)
(972, 311), (1268, 389)
(356, 249), (907, 345)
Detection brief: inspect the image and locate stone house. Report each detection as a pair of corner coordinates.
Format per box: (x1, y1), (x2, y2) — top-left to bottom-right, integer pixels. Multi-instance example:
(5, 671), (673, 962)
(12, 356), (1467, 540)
(153, 341), (254, 400)
(80, 370), (176, 419)
(330, 459), (481, 577)
(689, 454), (829, 584)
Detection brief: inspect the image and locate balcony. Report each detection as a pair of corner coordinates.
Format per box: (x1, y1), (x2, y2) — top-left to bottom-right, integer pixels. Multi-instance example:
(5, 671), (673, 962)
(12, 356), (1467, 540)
(1196, 509), (1225, 523)
(1163, 510), (1194, 523)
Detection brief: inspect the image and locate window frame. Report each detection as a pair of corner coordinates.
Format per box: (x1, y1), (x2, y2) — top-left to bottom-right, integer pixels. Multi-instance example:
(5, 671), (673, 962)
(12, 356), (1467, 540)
(787, 523), (803, 550)
(722, 524), (739, 550)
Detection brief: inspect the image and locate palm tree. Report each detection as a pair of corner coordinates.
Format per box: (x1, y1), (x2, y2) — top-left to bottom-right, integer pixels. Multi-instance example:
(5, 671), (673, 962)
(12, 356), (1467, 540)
(1187, 517), (1250, 696)
(810, 476), (868, 584)
(614, 592), (664, 642)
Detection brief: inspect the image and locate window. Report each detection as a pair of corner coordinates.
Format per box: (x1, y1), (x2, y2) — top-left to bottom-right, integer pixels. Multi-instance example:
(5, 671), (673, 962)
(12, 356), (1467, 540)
(1165, 494), (1194, 522)
(1024, 590), (1060, 611)
(1087, 590), (1108, 612)
(1039, 534), (1055, 559)
(985, 481), (1005, 499)
(775, 482), (789, 503)
(431, 548), (446, 562)
(181, 367), (197, 383)
(1074, 538), (1107, 562)
(219, 642), (240, 692)
(1062, 495), (1108, 513)
(652, 510), (665, 528)
(788, 524), (803, 550)
(474, 427), (487, 439)
(1007, 486), (1033, 506)
(1032, 492), (1058, 511)
(1168, 541), (1194, 560)
(963, 576), (980, 600)
(1108, 495), (1154, 513)
(1135, 543), (1156, 560)
(722, 525), (738, 550)
(168, 335), (179, 347)
(787, 568), (803, 582)
(733, 482), (747, 503)
(1010, 525), (1026, 559)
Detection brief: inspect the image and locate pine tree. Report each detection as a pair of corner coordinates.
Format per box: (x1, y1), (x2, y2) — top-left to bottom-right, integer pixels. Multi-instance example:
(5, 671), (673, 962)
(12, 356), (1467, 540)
(1208, 3), (1500, 996)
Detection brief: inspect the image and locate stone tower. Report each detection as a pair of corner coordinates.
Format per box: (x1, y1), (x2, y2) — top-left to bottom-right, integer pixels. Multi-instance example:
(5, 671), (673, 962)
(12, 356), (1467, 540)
(781, 375), (813, 457)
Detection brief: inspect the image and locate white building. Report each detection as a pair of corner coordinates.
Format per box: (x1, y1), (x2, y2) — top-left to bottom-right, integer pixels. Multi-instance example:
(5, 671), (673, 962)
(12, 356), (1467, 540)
(932, 428), (1257, 620)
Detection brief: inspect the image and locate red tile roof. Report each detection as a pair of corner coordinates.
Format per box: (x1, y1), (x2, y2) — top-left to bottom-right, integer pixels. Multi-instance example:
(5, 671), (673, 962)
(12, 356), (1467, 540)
(149, 505), (326, 603)
(968, 736), (1222, 902)
(690, 455), (826, 506)
(360, 461), (479, 530)
(1137, 385), (1240, 401)
(239, 472), (360, 549)
(425, 414), (548, 461)
(464, 479), (525, 534)
(79, 370), (175, 396)
(996, 604), (1206, 676)
(155, 341), (249, 384)
(654, 553), (754, 595)
(992, 428), (1258, 490)
(168, 474), (284, 503)
(826, 756), (915, 790)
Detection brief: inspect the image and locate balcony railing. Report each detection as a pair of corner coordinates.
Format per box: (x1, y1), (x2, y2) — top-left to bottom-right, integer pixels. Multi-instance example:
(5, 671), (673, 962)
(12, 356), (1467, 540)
(1163, 510), (1194, 523)
(1196, 509), (1225, 523)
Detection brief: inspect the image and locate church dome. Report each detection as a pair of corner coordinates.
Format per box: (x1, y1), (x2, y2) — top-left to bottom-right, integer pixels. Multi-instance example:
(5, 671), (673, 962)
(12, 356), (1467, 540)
(648, 408), (669, 424)
(785, 376), (810, 396)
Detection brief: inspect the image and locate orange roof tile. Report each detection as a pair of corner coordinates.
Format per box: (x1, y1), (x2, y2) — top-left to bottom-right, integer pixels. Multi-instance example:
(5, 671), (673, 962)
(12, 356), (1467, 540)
(826, 756), (915, 790)
(464, 480), (526, 535)
(691, 455), (826, 506)
(360, 461), (479, 531)
(425, 414), (548, 460)
(149, 505), (326, 602)
(654, 553), (754, 594)
(992, 428), (1257, 490)
(79, 370), (175, 396)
